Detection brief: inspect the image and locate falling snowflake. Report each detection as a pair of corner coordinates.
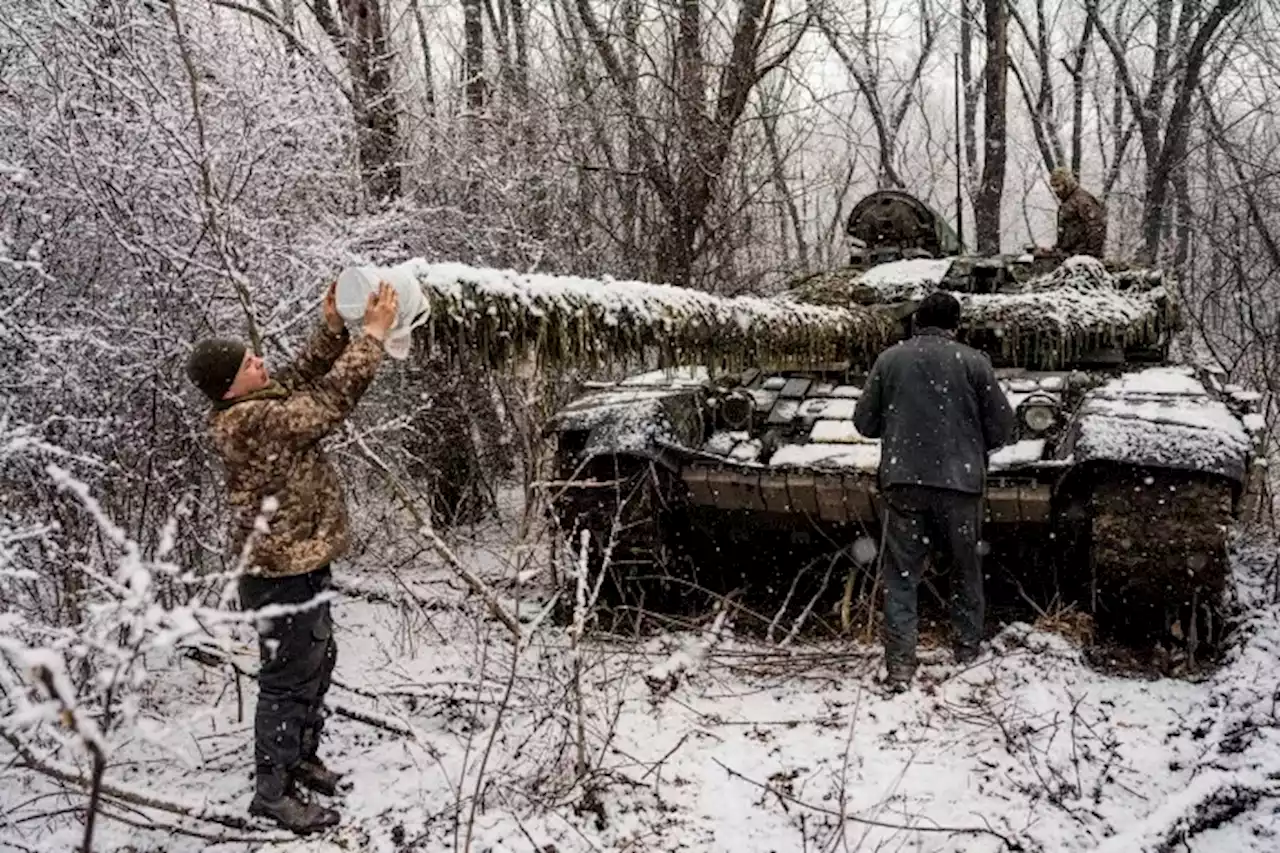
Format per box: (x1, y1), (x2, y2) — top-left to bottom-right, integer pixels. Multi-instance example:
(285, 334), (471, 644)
(852, 536), (878, 565)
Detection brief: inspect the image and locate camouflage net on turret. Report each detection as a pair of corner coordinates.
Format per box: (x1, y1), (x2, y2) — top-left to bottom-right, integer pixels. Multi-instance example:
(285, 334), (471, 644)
(784, 256), (1178, 370)
(401, 261), (900, 372)
(958, 257), (1179, 369)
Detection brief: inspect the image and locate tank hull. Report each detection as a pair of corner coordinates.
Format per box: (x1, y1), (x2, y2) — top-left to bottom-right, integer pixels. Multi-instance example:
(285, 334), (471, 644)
(547, 362), (1265, 661)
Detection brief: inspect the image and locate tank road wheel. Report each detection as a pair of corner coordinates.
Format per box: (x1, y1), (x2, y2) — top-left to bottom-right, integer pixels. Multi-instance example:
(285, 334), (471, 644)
(551, 456), (689, 632)
(1087, 468), (1234, 667)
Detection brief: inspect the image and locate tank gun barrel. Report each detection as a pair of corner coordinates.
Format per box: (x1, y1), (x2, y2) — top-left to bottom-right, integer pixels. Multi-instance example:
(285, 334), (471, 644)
(386, 260), (901, 371)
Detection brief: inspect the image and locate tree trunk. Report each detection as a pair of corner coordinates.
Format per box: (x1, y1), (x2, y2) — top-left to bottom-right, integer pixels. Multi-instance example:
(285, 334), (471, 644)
(1138, 0), (1244, 262)
(410, 0), (437, 119)
(973, 0), (1008, 254)
(1067, 11), (1093, 174)
(512, 0), (528, 106)
(463, 0), (486, 112)
(338, 0), (402, 202)
(621, 0), (641, 260)
(959, 2), (980, 198)
(1087, 0), (1245, 263)
(656, 0), (707, 286)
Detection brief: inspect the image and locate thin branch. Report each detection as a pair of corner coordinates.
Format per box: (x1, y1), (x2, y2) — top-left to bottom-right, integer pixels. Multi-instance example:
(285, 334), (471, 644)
(711, 756), (1026, 849)
(0, 728), (263, 832)
(349, 429), (523, 641)
(209, 0), (354, 103)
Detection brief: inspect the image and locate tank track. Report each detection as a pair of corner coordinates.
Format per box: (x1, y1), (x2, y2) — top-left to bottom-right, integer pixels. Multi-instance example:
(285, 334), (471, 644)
(1088, 468), (1234, 659)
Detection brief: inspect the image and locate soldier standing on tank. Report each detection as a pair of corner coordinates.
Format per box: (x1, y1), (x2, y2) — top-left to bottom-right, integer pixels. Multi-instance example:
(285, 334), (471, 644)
(186, 281), (398, 833)
(853, 291), (1015, 692)
(1048, 167), (1107, 258)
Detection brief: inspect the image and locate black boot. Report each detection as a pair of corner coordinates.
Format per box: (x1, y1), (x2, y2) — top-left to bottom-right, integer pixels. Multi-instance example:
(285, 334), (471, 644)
(251, 768), (339, 834)
(249, 792), (340, 834)
(882, 660), (915, 694)
(294, 757), (345, 796)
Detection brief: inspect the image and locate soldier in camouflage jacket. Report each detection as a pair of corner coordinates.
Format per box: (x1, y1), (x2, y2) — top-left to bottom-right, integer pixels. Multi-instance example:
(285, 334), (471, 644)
(187, 281), (398, 833)
(1050, 167), (1107, 258)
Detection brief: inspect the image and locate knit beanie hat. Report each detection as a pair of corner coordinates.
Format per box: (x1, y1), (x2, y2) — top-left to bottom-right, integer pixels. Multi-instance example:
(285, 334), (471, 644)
(186, 338), (247, 401)
(1049, 167), (1078, 192)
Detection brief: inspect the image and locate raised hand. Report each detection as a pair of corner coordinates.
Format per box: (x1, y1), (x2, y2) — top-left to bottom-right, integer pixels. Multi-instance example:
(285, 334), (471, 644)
(323, 280), (344, 334)
(362, 282), (399, 341)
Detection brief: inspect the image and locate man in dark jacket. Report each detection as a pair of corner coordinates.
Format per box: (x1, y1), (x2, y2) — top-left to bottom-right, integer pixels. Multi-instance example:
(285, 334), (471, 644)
(187, 281), (398, 832)
(853, 291), (1014, 690)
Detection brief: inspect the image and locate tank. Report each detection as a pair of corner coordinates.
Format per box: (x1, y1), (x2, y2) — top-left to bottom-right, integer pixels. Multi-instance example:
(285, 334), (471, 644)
(545, 191), (1267, 663)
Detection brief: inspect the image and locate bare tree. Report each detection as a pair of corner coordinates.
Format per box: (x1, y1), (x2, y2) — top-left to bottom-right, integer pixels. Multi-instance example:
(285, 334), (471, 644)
(407, 0), (438, 121)
(973, 0), (1010, 253)
(216, 0), (403, 202)
(1005, 1), (1098, 190)
(959, 0), (981, 201)
(464, 0), (487, 113)
(571, 0), (809, 286)
(815, 0), (939, 191)
(1006, 0), (1065, 173)
(337, 1), (402, 201)
(1088, 0), (1249, 261)
(759, 83), (811, 271)
(1062, 4), (1096, 175)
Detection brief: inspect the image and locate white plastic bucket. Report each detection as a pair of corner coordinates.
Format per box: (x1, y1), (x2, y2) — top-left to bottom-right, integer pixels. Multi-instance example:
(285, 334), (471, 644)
(334, 265), (429, 360)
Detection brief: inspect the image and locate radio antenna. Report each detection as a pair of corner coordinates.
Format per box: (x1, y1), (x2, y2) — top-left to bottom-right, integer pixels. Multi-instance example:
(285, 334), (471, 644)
(954, 52), (964, 251)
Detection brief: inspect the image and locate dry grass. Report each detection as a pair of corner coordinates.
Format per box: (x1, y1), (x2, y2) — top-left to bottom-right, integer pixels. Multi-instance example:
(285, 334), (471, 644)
(1033, 604), (1097, 646)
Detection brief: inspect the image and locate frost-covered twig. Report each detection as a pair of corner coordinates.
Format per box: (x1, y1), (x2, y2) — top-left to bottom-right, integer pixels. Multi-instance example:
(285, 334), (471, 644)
(0, 726), (265, 832)
(0, 642), (110, 852)
(164, 0), (263, 352)
(780, 550), (840, 647)
(94, 804), (284, 846)
(1090, 770), (1273, 853)
(325, 699), (426, 745)
(642, 604), (732, 700)
(462, 626), (522, 852)
(710, 756), (1028, 850)
(350, 428), (523, 640)
(830, 685), (864, 850)
(0, 456), (260, 846)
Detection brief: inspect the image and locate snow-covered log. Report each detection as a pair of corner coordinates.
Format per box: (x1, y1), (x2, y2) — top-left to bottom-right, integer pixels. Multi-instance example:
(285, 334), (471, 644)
(1091, 770), (1270, 853)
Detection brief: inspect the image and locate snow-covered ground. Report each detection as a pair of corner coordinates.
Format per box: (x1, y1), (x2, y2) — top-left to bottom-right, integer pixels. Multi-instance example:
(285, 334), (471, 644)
(3, 497), (1279, 853)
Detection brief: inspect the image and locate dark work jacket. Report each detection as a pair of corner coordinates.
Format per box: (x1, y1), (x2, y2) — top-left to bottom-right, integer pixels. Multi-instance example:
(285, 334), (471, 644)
(853, 328), (1015, 495)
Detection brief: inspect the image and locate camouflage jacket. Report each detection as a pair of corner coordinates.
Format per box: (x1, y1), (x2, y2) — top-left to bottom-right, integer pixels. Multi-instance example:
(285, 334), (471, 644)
(208, 323), (384, 578)
(1056, 187), (1107, 258)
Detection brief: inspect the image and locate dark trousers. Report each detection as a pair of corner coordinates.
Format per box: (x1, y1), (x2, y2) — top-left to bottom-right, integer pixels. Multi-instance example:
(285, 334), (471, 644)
(238, 565), (336, 799)
(879, 485), (984, 669)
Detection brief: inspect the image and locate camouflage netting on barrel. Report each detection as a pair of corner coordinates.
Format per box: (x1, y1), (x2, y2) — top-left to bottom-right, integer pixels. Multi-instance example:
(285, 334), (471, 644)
(958, 257), (1179, 369)
(398, 261), (900, 372)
